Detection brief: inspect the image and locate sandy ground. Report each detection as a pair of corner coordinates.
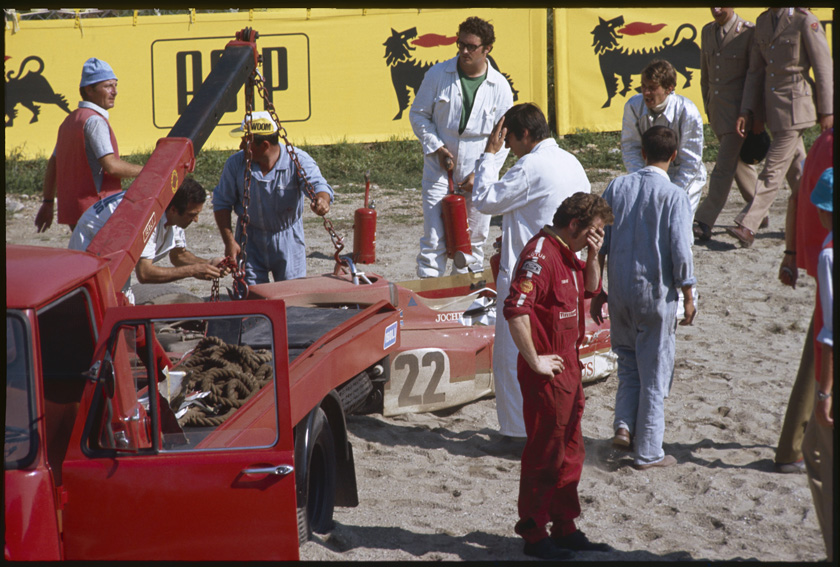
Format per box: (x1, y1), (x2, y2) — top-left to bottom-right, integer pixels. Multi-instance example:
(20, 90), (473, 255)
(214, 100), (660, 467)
(5, 161), (826, 562)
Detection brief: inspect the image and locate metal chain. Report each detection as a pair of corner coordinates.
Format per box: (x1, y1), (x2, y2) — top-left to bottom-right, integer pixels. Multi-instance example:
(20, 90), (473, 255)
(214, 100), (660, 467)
(210, 78), (254, 301)
(210, 257), (249, 302)
(252, 70), (346, 266)
(209, 65), (350, 302)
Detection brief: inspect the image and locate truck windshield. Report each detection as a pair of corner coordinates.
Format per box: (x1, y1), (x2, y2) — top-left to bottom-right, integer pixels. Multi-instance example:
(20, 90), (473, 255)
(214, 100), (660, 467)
(5, 314), (36, 469)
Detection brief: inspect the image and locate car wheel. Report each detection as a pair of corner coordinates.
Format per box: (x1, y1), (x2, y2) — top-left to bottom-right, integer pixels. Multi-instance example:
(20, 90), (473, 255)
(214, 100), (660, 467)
(295, 407), (337, 543)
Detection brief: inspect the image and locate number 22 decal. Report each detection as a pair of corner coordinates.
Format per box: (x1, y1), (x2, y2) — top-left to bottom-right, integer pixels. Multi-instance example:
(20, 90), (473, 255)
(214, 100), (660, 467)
(394, 350), (447, 408)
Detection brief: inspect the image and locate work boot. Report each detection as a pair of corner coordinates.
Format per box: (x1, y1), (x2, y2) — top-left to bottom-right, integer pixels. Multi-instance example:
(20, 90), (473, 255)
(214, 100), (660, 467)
(553, 529), (613, 552)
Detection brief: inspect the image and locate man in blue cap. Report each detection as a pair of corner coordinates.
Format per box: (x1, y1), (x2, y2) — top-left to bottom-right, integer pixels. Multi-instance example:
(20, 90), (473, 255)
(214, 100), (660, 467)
(802, 167), (833, 562)
(36, 57), (143, 232)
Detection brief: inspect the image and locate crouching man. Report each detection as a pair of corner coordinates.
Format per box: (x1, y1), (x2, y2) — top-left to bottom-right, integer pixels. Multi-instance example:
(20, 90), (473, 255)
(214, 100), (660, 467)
(69, 177), (228, 303)
(504, 192), (614, 559)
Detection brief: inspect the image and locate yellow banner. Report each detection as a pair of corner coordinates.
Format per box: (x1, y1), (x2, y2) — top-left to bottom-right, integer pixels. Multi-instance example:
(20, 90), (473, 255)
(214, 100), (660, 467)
(4, 9), (546, 158)
(553, 8), (834, 135)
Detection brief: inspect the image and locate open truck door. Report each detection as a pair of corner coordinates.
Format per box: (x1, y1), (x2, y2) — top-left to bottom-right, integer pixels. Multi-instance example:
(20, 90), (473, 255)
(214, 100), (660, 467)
(60, 300), (300, 560)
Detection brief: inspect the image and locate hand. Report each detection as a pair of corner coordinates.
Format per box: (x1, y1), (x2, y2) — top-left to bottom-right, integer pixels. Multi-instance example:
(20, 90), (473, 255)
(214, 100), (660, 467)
(586, 226), (605, 256)
(818, 114), (834, 132)
(224, 240), (242, 262)
(778, 254), (798, 289)
(190, 263), (222, 281)
(529, 354), (565, 378)
(679, 297), (696, 326)
(590, 291), (608, 326)
(735, 115), (749, 139)
(458, 172), (475, 193)
(35, 202), (54, 233)
(436, 146), (455, 171)
(815, 396), (833, 428)
(310, 192), (331, 216)
(484, 115), (506, 154)
(211, 257), (232, 277)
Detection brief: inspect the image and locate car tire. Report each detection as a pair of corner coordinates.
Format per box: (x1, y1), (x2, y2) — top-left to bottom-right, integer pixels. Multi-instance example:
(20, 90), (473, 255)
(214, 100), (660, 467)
(295, 407), (337, 543)
(130, 283), (202, 305)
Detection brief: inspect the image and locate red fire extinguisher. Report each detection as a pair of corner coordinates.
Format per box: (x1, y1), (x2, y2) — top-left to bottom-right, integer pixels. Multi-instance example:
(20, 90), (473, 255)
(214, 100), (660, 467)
(353, 170), (376, 264)
(441, 161), (471, 259)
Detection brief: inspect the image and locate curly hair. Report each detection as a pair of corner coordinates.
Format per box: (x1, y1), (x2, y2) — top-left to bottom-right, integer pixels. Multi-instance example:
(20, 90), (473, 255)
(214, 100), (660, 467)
(169, 177), (207, 215)
(458, 17), (496, 46)
(641, 59), (677, 92)
(553, 192), (614, 230)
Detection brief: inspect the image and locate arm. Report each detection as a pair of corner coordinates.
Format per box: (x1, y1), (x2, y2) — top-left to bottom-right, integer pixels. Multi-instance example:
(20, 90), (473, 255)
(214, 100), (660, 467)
(670, 194), (698, 325)
(779, 191), (799, 288)
(98, 153), (143, 179)
(815, 247), (834, 426)
(800, 12), (833, 130)
(212, 156), (242, 260)
(294, 148), (334, 215)
(507, 314), (564, 378)
(214, 209), (240, 260)
(583, 224), (605, 293)
(590, 252), (608, 325)
(737, 30), (766, 137)
(699, 27), (710, 114)
(672, 101), (705, 190)
(35, 154), (57, 232)
(408, 65), (447, 159)
(621, 98), (645, 174)
(135, 251), (222, 284)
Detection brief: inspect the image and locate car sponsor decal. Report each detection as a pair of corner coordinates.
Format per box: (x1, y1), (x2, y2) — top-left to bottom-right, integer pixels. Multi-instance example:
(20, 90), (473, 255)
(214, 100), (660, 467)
(384, 321), (398, 349)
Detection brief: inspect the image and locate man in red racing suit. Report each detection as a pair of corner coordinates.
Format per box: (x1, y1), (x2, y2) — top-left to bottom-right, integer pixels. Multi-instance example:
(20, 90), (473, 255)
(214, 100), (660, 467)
(503, 192), (614, 560)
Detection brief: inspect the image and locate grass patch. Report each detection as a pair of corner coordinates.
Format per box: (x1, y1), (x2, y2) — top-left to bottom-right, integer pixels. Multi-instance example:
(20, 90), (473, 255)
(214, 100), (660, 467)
(6, 125), (825, 196)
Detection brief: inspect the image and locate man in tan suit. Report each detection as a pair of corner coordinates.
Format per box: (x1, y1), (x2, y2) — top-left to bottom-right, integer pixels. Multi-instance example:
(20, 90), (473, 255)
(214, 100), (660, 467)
(695, 8), (762, 241)
(727, 7), (833, 247)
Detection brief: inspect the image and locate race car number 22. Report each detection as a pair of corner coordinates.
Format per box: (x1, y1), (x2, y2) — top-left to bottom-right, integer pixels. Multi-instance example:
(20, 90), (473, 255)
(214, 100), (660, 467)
(393, 350), (448, 408)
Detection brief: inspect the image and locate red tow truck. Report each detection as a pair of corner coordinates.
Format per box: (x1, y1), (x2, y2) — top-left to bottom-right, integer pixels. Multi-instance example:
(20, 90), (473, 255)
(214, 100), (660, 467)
(4, 29), (402, 561)
(5, 28), (615, 561)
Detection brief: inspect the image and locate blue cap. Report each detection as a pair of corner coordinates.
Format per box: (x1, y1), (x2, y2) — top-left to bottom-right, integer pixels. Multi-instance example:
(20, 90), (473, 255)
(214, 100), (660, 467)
(80, 58), (117, 88)
(810, 167), (833, 212)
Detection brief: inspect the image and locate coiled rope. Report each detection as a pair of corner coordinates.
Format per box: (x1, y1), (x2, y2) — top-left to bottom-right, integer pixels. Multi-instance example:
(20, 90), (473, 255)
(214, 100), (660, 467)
(172, 335), (273, 428)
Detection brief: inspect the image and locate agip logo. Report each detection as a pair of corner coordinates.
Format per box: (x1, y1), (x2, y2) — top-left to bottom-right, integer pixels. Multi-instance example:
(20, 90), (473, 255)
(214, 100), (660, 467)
(150, 33), (311, 130)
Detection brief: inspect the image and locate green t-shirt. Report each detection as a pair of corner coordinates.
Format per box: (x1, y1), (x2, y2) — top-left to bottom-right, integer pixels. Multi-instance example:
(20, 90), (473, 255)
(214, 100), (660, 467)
(458, 65), (488, 134)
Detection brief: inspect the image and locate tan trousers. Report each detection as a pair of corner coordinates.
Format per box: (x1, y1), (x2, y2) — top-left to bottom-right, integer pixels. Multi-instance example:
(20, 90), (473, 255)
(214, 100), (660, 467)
(739, 128), (807, 232)
(775, 315), (816, 464)
(695, 131), (758, 227)
(803, 399), (834, 561)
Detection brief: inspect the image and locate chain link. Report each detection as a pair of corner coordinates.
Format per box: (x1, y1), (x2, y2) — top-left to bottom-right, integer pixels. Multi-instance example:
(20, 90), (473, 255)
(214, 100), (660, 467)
(253, 71), (346, 266)
(210, 66), (350, 301)
(210, 257), (249, 302)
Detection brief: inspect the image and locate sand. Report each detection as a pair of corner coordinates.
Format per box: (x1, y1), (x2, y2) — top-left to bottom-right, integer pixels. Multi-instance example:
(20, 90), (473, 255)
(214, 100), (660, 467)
(5, 160), (826, 562)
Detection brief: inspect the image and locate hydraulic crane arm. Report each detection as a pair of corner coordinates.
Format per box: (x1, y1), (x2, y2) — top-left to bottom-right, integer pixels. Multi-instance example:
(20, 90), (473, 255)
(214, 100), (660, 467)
(87, 29), (260, 291)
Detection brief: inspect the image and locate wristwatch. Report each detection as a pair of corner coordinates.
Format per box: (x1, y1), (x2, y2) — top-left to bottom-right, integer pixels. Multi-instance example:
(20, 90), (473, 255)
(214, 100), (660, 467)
(817, 391), (832, 401)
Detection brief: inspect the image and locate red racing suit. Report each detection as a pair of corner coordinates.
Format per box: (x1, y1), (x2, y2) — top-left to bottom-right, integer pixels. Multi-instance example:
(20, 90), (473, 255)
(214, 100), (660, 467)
(502, 226), (600, 542)
(55, 107), (122, 226)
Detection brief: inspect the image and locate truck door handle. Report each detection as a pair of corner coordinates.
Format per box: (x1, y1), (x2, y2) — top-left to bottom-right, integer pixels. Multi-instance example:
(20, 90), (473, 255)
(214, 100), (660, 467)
(242, 465), (294, 477)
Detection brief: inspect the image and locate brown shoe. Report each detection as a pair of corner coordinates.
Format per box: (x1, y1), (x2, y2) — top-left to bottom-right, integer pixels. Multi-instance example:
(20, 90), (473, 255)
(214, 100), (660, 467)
(725, 225), (755, 248)
(693, 221), (712, 241)
(612, 428), (632, 451)
(759, 216), (770, 229)
(633, 455), (677, 470)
